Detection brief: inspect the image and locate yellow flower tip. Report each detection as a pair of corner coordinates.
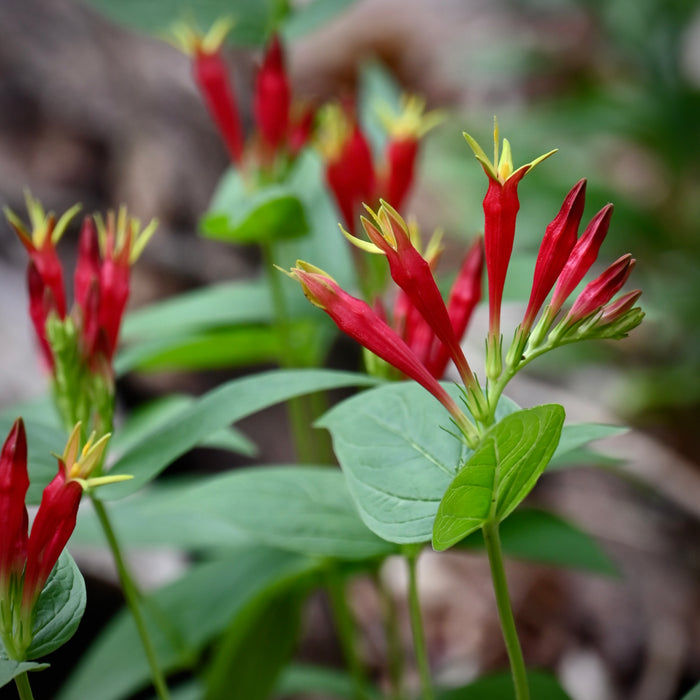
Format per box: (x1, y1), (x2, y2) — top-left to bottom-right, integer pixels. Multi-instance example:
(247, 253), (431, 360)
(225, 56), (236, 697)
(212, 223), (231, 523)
(463, 132), (498, 181)
(341, 221), (383, 254)
(315, 103), (352, 161)
(497, 138), (514, 181)
(377, 94), (444, 140)
(5, 193), (80, 248)
(130, 218), (158, 263)
(169, 17), (234, 56)
(82, 473), (134, 493)
(424, 227), (444, 263)
(64, 428), (111, 481)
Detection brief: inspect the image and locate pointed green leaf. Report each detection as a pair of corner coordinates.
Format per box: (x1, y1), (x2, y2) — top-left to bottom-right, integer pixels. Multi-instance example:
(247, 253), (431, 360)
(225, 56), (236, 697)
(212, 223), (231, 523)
(682, 681), (700, 700)
(0, 660), (49, 689)
(317, 382), (519, 544)
(153, 466), (398, 560)
(433, 405), (565, 551)
(57, 547), (318, 700)
(26, 551), (86, 659)
(103, 369), (378, 499)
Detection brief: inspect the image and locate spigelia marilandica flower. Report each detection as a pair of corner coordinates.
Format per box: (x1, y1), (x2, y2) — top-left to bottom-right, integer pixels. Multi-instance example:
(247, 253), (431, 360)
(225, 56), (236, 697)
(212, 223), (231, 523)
(464, 120), (556, 379)
(5, 193), (82, 368)
(284, 262), (480, 445)
(317, 98), (442, 233)
(172, 18), (245, 165)
(172, 24), (313, 173)
(346, 202), (480, 391)
(6, 197), (157, 435)
(0, 420), (130, 660)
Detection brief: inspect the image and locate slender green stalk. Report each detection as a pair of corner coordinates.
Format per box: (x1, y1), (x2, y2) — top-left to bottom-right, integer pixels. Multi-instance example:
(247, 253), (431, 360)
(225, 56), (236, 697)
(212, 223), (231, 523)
(92, 498), (171, 700)
(260, 241), (316, 463)
(326, 572), (368, 700)
(14, 672), (34, 700)
(374, 571), (404, 700)
(482, 520), (529, 700)
(405, 550), (434, 700)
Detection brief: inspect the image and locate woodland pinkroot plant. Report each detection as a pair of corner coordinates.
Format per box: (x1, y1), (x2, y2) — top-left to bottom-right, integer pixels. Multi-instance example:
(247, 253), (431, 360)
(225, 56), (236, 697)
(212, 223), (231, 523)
(288, 122), (644, 700)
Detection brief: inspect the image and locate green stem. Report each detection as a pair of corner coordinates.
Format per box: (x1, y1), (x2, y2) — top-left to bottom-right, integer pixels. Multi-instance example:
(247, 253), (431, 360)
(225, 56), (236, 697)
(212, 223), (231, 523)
(326, 572), (368, 700)
(14, 672), (34, 700)
(482, 520), (529, 700)
(92, 498), (171, 700)
(260, 241), (315, 463)
(405, 549), (434, 700)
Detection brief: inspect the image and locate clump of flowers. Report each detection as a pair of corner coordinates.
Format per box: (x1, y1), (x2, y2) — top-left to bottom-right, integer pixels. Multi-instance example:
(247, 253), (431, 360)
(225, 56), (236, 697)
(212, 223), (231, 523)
(316, 97), (443, 233)
(287, 121), (644, 435)
(5, 195), (157, 435)
(172, 20), (314, 178)
(0, 420), (127, 661)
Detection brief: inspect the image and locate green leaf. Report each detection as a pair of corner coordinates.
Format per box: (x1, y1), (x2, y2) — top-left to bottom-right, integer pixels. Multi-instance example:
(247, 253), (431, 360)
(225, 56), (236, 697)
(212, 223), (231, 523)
(79, 0), (277, 46)
(549, 423), (626, 470)
(205, 586), (304, 700)
(201, 171), (309, 244)
(433, 405), (565, 551)
(317, 382), (519, 544)
(682, 681), (700, 700)
(26, 552), (87, 660)
(276, 663), (384, 699)
(460, 509), (618, 576)
(436, 669), (571, 699)
(104, 369), (379, 499)
(156, 466), (398, 560)
(121, 279), (273, 342)
(116, 324), (286, 374)
(57, 546), (318, 700)
(73, 484), (253, 550)
(110, 394), (256, 460)
(0, 660), (49, 689)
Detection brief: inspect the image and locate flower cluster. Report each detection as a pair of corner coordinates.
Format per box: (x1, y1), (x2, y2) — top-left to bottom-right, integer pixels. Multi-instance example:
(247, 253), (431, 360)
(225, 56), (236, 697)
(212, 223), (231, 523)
(287, 201), (484, 444)
(0, 420), (126, 660)
(317, 97), (442, 233)
(288, 122), (643, 437)
(172, 21), (313, 173)
(6, 195), (156, 434)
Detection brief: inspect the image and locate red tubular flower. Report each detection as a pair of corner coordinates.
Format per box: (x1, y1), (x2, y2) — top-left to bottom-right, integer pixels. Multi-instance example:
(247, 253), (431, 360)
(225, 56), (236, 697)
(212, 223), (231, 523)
(427, 238), (484, 378)
(194, 48), (244, 165)
(21, 466), (82, 613)
(383, 137), (418, 212)
(360, 203), (476, 387)
(522, 179), (587, 331)
(0, 419), (29, 595)
(378, 96), (443, 212)
(288, 262), (474, 434)
(254, 35), (291, 151)
(171, 20), (244, 165)
(324, 120), (376, 234)
(465, 127), (556, 340)
(598, 289), (642, 326)
(74, 216), (101, 312)
(549, 204), (614, 316)
(27, 263), (59, 369)
(562, 254), (635, 328)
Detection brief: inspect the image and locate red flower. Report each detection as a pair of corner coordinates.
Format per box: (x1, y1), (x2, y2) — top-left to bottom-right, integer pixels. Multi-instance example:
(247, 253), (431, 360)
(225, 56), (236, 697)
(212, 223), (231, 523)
(464, 123), (556, 340)
(254, 35), (291, 152)
(6, 194), (81, 369)
(359, 203), (476, 387)
(0, 419), (29, 596)
(172, 19), (244, 165)
(561, 254), (635, 329)
(549, 204), (614, 317)
(288, 262), (478, 442)
(523, 179), (586, 331)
